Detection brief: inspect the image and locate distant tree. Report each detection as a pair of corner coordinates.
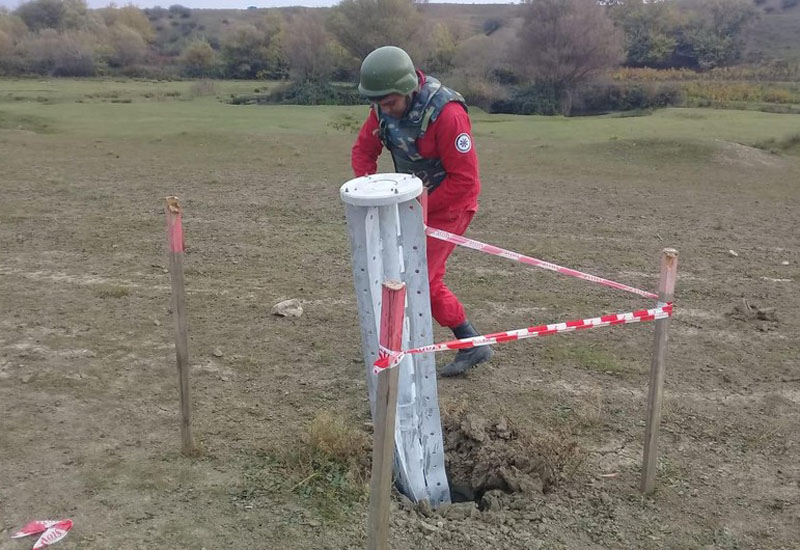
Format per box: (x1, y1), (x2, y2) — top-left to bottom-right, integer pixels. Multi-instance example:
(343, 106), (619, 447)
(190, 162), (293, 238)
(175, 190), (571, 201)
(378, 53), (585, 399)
(168, 4), (192, 19)
(328, 0), (424, 61)
(516, 0), (623, 113)
(221, 18), (286, 79)
(60, 0), (89, 30)
(0, 29), (14, 72)
(108, 24), (148, 67)
(19, 28), (96, 75)
(452, 25), (516, 81)
(221, 23), (263, 77)
(144, 6), (168, 21)
(445, 26), (518, 109)
(611, 0), (680, 67)
(424, 23), (457, 74)
(0, 12), (26, 72)
(0, 10), (28, 38)
(180, 39), (218, 76)
(15, 0), (65, 31)
(284, 13), (334, 82)
(677, 0), (759, 69)
(14, 0), (93, 31)
(100, 6), (155, 42)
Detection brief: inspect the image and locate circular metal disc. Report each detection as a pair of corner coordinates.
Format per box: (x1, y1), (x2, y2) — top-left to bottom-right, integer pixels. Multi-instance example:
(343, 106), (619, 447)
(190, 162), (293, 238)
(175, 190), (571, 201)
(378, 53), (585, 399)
(340, 173), (423, 206)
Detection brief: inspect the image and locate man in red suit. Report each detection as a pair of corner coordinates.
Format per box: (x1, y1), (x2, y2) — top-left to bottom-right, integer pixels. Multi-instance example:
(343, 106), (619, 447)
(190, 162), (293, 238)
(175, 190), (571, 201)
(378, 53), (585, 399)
(351, 45), (493, 376)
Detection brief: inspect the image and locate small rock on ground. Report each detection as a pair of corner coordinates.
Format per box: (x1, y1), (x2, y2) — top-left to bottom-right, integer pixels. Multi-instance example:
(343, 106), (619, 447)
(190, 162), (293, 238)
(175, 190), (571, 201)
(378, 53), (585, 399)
(271, 299), (303, 318)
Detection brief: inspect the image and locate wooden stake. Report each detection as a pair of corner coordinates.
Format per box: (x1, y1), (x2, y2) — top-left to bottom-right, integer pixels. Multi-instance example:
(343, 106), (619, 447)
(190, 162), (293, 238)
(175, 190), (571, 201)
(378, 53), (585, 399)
(641, 248), (678, 494)
(165, 196), (195, 456)
(368, 280), (406, 550)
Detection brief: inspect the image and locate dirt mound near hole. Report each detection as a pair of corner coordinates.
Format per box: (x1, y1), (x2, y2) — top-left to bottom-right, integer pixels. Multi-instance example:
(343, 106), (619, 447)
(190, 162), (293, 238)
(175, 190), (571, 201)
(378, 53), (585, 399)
(714, 140), (785, 168)
(443, 407), (580, 506)
(727, 299), (779, 332)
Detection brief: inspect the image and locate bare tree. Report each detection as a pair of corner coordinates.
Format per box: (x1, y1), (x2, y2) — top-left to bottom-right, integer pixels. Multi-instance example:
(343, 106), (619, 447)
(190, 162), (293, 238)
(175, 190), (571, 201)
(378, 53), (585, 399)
(19, 28), (96, 75)
(285, 12), (333, 82)
(0, 29), (13, 71)
(516, 0), (623, 113)
(328, 0), (424, 61)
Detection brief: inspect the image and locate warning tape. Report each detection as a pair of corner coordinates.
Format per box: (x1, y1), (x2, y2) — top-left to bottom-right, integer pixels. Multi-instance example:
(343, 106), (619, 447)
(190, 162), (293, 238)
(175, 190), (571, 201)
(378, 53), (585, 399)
(374, 303), (673, 373)
(425, 226), (659, 300)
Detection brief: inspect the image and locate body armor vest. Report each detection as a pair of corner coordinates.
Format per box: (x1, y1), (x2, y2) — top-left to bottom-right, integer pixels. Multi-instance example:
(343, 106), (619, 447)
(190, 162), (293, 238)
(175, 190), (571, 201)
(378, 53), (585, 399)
(374, 76), (467, 193)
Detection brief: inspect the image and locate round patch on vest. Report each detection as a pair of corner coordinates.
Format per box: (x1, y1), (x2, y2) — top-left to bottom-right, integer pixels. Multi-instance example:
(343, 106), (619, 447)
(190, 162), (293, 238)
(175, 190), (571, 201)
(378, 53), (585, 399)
(455, 133), (472, 153)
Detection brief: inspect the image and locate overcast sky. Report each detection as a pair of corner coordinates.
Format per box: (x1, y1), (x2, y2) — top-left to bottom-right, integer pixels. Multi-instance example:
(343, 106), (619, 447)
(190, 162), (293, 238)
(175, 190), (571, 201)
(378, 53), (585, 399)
(1, 0), (517, 10)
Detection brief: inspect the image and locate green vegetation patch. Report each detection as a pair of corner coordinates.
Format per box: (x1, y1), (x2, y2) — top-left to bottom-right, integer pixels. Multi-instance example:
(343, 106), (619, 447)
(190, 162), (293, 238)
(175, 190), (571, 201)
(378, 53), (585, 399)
(229, 81), (364, 107)
(684, 81), (800, 105)
(0, 110), (56, 133)
(327, 112), (362, 133)
(94, 284), (131, 298)
(591, 137), (717, 165)
(754, 132), (800, 155)
(271, 412), (369, 521)
(544, 340), (634, 377)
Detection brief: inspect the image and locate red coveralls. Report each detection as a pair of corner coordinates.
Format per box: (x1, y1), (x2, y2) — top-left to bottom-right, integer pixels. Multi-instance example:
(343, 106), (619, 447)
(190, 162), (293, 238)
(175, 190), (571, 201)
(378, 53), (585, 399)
(351, 75), (481, 328)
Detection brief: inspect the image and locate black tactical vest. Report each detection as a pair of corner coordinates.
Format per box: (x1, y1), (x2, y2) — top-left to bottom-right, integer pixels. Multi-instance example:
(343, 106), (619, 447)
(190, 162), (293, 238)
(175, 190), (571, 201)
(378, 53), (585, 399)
(374, 75), (467, 193)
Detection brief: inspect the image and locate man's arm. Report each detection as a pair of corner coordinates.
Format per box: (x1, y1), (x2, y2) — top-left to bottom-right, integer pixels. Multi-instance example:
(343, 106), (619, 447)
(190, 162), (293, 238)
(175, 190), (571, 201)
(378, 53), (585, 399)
(351, 110), (383, 176)
(428, 103), (480, 211)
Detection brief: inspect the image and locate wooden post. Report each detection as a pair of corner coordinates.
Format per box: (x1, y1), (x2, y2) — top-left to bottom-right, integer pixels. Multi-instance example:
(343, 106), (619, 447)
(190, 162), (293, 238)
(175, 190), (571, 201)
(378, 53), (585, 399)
(165, 196), (195, 456)
(368, 280), (406, 550)
(641, 248), (678, 494)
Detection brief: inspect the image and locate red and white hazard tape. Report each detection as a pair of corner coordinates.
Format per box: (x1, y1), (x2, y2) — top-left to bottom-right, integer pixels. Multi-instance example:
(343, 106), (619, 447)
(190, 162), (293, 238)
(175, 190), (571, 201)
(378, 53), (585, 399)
(371, 216), (671, 373)
(374, 303), (673, 373)
(425, 226), (659, 300)
(12, 519), (73, 550)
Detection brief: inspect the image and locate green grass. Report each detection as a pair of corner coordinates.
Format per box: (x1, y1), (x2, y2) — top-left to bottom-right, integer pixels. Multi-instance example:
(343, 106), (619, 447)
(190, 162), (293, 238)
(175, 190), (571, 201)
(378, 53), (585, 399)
(754, 132), (800, 155)
(2, 79), (799, 145)
(0, 78), (274, 104)
(94, 284), (132, 298)
(469, 106), (800, 146)
(543, 341), (632, 376)
(269, 412), (370, 521)
(0, 110), (56, 133)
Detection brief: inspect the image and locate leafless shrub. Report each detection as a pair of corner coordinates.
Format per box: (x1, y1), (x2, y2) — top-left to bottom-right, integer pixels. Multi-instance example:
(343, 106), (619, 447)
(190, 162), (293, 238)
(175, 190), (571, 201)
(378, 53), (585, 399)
(516, 0), (623, 113)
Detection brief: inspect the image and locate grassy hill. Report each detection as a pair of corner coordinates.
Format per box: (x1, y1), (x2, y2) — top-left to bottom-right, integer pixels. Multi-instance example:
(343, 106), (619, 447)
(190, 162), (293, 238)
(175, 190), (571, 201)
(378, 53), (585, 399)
(418, 3), (519, 34)
(745, 0), (800, 62)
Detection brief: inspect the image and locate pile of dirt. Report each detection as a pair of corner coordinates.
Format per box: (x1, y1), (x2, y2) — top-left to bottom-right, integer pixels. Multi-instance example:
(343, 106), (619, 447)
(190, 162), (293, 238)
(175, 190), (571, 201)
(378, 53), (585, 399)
(727, 299), (779, 332)
(442, 408), (577, 507)
(714, 140), (785, 168)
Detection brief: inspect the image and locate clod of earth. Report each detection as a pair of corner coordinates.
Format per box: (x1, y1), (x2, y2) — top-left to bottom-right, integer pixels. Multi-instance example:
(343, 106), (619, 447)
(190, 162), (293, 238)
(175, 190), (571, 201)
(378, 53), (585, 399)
(727, 301), (779, 324)
(442, 409), (569, 507)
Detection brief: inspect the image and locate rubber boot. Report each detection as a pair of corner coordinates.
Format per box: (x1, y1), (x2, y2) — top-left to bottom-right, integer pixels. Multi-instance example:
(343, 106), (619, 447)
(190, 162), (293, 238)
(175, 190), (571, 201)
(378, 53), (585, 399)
(440, 320), (494, 377)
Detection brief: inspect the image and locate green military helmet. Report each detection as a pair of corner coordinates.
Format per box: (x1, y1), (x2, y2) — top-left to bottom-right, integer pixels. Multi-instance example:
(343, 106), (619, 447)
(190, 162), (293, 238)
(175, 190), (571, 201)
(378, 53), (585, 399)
(358, 46), (418, 98)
